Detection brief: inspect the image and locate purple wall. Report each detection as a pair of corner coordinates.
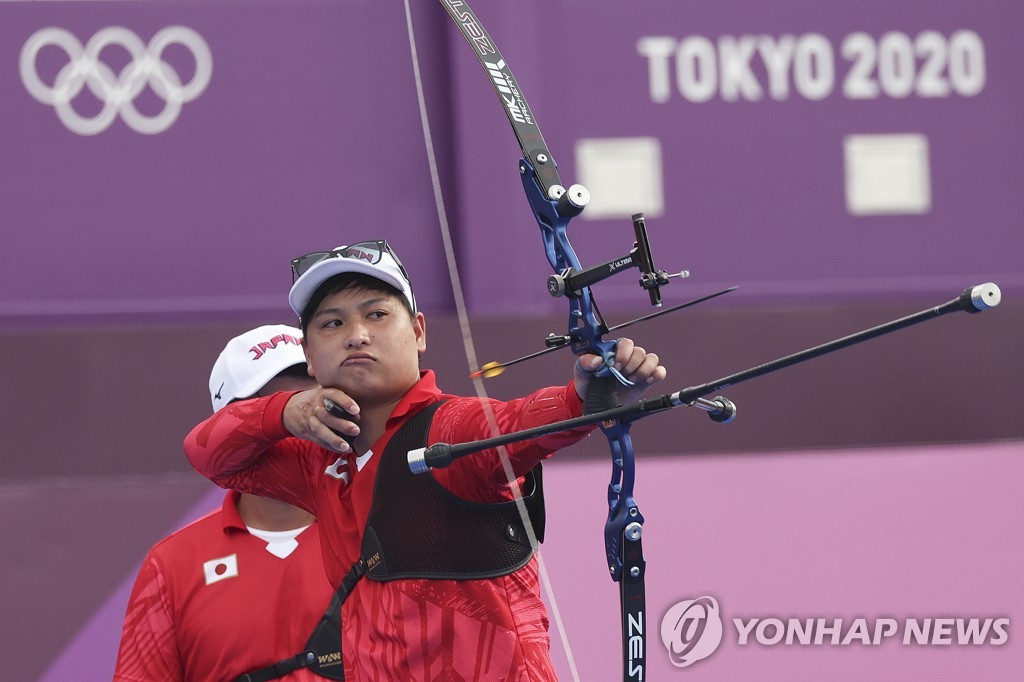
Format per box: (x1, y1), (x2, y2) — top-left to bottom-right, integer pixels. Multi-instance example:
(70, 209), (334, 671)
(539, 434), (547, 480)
(0, 0), (1019, 323)
(1, 0), (455, 324)
(448, 0), (1022, 314)
(539, 441), (1024, 679)
(1, 0), (1021, 680)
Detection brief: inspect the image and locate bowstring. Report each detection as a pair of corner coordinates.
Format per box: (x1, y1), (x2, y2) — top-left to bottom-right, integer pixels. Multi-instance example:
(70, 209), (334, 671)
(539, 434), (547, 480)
(401, 2), (581, 679)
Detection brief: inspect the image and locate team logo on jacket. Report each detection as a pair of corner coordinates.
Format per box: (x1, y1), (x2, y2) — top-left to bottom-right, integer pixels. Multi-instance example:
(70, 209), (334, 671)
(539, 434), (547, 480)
(202, 553), (239, 585)
(324, 457), (349, 483)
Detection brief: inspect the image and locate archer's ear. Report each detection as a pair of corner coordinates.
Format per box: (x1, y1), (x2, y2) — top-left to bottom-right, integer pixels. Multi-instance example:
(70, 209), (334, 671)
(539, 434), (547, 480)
(302, 338), (316, 377)
(415, 312), (427, 354)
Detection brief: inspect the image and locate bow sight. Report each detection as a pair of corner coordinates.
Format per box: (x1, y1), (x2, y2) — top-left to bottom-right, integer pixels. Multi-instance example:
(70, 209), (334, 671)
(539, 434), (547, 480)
(545, 213), (687, 305)
(473, 211), (715, 379)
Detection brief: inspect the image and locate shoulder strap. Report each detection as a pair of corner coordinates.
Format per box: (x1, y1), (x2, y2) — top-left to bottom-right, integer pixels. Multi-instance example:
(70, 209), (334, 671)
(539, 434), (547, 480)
(232, 547), (351, 682)
(232, 602), (343, 682)
(233, 651), (317, 682)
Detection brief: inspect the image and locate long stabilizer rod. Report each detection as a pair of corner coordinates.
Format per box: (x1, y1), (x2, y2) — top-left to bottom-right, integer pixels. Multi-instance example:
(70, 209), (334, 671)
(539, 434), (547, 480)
(409, 283), (1001, 473)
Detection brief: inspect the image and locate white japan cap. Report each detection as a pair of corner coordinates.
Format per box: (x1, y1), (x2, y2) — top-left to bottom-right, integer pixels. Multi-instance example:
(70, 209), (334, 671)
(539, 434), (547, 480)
(209, 324), (306, 412)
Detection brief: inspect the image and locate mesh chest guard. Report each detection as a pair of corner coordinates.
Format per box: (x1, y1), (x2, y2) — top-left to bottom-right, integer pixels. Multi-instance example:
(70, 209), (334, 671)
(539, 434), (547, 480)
(361, 400), (545, 581)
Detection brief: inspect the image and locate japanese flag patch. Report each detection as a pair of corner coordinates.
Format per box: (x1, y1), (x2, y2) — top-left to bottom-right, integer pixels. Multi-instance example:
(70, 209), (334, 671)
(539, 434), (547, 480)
(203, 553), (239, 585)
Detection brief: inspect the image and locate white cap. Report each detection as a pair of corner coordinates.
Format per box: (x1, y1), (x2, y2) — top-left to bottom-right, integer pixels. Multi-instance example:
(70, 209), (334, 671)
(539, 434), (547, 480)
(209, 324), (306, 412)
(288, 242), (416, 318)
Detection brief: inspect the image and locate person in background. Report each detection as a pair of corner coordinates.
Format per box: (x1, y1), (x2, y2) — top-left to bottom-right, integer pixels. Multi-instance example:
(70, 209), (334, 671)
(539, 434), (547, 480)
(184, 241), (668, 680)
(115, 325), (342, 682)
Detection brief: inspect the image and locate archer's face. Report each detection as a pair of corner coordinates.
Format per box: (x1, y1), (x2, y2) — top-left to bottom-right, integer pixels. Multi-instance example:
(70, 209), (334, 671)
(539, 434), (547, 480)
(302, 286), (426, 409)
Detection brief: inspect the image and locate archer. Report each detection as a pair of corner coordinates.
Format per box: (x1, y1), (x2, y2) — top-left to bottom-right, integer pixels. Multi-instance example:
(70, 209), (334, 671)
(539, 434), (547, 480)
(184, 240), (667, 680)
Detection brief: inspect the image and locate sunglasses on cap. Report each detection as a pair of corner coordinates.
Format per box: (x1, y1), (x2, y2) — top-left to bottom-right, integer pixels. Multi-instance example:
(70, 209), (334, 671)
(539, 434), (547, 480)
(290, 240), (413, 286)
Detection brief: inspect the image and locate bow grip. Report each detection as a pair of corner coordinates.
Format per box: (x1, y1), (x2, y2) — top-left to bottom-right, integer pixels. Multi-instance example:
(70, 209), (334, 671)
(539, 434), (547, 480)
(583, 373), (622, 416)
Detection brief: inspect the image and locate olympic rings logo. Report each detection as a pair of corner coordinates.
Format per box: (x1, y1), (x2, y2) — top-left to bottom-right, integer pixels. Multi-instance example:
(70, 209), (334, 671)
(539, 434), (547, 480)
(20, 26), (213, 136)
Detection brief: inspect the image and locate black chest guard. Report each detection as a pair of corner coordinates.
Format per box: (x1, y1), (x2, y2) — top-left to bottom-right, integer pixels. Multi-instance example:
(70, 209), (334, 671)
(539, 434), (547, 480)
(361, 400), (545, 581)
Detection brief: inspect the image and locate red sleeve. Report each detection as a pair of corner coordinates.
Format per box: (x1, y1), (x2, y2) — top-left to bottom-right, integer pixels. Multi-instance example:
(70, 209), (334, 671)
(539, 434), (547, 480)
(430, 381), (593, 502)
(183, 392), (321, 513)
(113, 552), (183, 682)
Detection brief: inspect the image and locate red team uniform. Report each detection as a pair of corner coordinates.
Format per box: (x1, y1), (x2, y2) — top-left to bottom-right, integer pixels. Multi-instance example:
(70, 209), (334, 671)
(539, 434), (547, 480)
(113, 490), (335, 681)
(185, 370), (591, 681)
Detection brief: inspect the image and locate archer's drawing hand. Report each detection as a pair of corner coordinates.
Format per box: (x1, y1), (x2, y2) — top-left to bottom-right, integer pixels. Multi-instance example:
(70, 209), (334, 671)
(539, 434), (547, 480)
(283, 388), (360, 453)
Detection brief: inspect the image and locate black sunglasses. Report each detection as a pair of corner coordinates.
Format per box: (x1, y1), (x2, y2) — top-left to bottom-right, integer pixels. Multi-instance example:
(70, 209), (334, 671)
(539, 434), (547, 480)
(291, 240), (412, 286)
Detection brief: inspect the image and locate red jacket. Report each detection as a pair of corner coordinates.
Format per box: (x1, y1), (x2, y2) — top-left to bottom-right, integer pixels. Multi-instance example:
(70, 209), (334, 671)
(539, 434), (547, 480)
(114, 491), (334, 681)
(185, 370), (592, 681)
